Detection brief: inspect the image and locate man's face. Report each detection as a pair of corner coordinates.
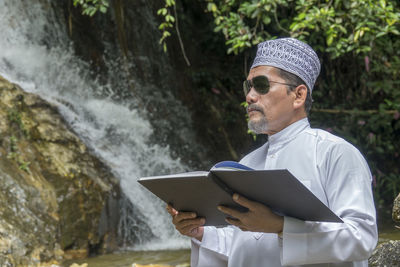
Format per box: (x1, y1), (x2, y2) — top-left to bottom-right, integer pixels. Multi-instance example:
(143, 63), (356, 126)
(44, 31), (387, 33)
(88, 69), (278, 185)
(246, 66), (297, 135)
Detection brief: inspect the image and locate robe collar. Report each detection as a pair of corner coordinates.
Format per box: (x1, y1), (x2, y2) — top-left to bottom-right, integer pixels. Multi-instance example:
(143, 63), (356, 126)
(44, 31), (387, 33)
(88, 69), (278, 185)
(267, 118), (310, 153)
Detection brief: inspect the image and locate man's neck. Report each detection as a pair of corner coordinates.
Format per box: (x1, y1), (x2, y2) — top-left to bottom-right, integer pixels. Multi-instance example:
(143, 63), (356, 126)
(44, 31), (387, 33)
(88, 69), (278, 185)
(266, 114), (308, 136)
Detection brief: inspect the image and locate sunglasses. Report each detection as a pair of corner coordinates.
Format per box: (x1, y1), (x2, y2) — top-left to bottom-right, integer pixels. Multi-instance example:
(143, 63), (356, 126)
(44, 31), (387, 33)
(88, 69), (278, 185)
(243, 75), (298, 96)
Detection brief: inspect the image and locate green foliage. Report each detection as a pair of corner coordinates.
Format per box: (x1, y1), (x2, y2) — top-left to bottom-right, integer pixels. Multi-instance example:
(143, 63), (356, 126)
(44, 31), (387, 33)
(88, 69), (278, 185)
(7, 108), (30, 138)
(73, 0), (109, 17)
(6, 135), (31, 173)
(205, 0), (400, 56)
(289, 0), (400, 57)
(7, 109), (24, 129)
(8, 135), (18, 153)
(18, 160), (31, 173)
(6, 109), (31, 173)
(157, 0), (176, 52)
(205, 0), (290, 54)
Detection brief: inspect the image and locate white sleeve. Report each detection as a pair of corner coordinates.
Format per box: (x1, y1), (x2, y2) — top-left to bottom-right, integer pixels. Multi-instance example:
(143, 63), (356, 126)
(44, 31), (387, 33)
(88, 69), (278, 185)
(281, 143), (378, 265)
(190, 226), (233, 267)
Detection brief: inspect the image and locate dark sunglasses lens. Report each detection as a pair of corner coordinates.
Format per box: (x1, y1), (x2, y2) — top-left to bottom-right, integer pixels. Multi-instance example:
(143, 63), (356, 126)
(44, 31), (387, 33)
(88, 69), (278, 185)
(252, 76), (269, 94)
(243, 76), (270, 96)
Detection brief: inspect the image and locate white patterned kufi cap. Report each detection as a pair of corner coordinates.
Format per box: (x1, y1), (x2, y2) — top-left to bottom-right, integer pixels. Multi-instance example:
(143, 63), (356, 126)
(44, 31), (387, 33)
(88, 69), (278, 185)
(251, 38), (321, 92)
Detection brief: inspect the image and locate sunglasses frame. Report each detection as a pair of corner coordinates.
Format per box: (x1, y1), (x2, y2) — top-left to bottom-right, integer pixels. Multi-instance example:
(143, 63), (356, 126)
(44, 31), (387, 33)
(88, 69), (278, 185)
(243, 75), (298, 96)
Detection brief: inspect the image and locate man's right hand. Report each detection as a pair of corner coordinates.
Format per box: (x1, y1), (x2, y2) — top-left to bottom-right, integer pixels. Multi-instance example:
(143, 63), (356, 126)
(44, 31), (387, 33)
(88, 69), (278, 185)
(166, 204), (205, 241)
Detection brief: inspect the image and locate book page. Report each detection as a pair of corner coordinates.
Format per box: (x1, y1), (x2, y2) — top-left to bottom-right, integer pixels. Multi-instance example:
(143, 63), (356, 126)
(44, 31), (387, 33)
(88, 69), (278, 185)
(139, 171), (208, 180)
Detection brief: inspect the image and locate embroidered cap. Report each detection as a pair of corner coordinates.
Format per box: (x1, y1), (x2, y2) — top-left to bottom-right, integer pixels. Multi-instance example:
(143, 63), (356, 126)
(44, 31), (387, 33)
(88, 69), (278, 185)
(251, 38), (321, 92)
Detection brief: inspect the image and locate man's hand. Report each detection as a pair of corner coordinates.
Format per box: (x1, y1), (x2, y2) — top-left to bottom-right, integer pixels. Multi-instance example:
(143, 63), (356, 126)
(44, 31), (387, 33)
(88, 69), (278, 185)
(218, 194), (283, 233)
(166, 204), (205, 241)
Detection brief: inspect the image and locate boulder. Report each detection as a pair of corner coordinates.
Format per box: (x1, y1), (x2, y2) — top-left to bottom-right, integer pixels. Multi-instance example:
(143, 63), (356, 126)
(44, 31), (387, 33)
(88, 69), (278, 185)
(368, 193), (400, 266)
(0, 75), (120, 266)
(369, 240), (400, 266)
(393, 193), (400, 223)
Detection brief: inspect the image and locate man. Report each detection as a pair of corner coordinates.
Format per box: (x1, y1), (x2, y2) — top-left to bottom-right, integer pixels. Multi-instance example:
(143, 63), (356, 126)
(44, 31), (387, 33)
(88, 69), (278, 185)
(167, 38), (378, 266)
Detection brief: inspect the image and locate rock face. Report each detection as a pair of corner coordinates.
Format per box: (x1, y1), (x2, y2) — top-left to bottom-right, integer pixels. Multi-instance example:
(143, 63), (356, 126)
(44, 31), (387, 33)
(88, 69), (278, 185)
(0, 75), (120, 266)
(369, 240), (400, 266)
(393, 193), (400, 223)
(368, 193), (400, 266)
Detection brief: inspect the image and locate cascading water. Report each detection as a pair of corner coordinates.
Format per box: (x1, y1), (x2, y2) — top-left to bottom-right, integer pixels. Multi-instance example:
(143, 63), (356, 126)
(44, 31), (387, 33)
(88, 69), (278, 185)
(0, 0), (196, 250)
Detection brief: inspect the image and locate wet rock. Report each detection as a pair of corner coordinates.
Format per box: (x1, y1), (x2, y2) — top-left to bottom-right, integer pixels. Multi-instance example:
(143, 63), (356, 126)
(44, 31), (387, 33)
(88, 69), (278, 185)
(70, 264), (88, 267)
(369, 240), (400, 267)
(368, 193), (400, 266)
(0, 75), (120, 265)
(393, 193), (400, 223)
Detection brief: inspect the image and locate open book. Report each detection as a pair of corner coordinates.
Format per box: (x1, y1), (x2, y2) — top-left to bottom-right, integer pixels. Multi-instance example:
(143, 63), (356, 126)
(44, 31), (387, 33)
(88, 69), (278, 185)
(138, 161), (342, 226)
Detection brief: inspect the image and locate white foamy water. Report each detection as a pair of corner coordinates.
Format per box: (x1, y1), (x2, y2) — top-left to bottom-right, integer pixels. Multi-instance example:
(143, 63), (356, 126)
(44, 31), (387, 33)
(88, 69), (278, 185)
(0, 0), (190, 249)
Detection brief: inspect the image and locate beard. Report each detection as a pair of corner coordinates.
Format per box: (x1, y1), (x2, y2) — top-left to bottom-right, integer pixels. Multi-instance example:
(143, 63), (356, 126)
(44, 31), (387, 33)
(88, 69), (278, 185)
(247, 104), (268, 134)
(248, 116), (268, 134)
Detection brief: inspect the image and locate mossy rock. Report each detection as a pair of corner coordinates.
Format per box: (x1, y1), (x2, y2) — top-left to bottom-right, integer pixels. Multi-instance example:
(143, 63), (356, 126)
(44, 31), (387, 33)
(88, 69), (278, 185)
(393, 193), (400, 223)
(369, 240), (400, 267)
(0, 75), (120, 265)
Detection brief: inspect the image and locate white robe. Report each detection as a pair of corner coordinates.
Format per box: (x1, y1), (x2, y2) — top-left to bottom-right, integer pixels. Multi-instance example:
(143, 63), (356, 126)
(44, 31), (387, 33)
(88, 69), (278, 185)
(191, 118), (378, 267)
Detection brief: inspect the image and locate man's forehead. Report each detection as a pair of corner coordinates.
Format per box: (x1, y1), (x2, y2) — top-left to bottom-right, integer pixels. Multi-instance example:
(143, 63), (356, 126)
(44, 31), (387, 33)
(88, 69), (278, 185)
(248, 66), (280, 78)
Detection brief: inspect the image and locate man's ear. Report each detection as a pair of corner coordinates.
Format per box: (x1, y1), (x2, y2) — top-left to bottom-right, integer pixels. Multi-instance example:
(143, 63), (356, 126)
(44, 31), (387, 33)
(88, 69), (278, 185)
(293, 85), (307, 110)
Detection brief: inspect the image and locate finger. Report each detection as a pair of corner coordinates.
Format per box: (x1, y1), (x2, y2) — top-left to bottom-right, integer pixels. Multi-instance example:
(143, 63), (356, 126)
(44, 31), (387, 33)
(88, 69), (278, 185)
(172, 212), (197, 224)
(232, 194), (257, 210)
(166, 204), (178, 216)
(180, 224), (201, 236)
(225, 217), (245, 229)
(176, 218), (205, 233)
(179, 219), (206, 235)
(218, 205), (243, 220)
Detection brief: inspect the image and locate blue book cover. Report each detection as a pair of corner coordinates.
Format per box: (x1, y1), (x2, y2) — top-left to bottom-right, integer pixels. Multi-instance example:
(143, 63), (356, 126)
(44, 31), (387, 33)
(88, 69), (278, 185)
(212, 161), (253, 171)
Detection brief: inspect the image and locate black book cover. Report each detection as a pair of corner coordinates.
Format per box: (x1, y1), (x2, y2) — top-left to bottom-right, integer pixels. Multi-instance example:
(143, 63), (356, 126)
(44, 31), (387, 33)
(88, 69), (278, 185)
(138, 163), (342, 226)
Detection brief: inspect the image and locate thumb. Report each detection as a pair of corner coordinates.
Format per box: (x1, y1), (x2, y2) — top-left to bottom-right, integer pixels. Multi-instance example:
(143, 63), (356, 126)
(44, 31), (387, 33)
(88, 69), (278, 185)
(166, 204), (178, 216)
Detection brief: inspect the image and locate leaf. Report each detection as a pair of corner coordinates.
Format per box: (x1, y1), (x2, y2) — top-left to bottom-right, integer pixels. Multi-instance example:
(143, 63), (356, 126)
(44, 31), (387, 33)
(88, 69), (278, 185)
(290, 22), (301, 31)
(391, 29), (400, 35)
(207, 3), (218, 13)
(354, 30), (360, 42)
(297, 12), (306, 20)
(166, 14), (175, 22)
(262, 16), (271, 25)
(99, 6), (107, 13)
(327, 34), (334, 46)
(376, 31), (387, 38)
(89, 9), (96, 17)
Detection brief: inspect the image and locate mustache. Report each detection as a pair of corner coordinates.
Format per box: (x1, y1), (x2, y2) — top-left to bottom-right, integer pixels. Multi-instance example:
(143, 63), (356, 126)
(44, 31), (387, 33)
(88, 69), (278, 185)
(247, 104), (264, 115)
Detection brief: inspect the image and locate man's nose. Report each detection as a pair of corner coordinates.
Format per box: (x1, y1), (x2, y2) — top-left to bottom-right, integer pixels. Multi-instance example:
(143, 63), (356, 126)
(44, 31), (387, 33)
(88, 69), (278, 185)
(246, 87), (259, 103)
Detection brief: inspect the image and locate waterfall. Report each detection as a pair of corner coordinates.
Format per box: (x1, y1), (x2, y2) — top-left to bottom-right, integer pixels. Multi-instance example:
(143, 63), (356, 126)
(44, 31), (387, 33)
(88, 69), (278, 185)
(0, 0), (195, 250)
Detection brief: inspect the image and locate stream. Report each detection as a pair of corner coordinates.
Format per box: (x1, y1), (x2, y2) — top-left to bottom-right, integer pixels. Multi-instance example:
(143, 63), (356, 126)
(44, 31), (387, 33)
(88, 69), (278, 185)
(63, 249), (191, 267)
(63, 224), (400, 267)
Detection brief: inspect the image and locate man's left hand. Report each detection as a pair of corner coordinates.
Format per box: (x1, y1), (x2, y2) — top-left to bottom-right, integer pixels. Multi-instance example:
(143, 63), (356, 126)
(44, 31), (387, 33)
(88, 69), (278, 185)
(218, 193), (283, 233)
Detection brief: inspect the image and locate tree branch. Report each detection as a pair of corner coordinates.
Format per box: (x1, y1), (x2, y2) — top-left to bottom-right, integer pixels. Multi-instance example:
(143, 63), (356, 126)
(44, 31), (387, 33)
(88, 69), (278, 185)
(173, 3), (191, 66)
